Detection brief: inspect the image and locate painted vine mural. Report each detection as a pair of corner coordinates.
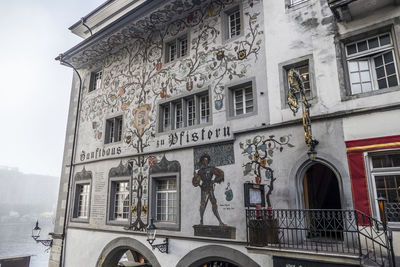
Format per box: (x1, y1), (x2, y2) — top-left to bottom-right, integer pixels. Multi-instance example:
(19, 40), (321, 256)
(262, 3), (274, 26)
(240, 135), (294, 208)
(72, 0), (263, 231)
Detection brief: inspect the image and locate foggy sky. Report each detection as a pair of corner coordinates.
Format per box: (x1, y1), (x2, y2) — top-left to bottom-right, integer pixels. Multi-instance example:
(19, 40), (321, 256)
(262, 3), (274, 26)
(0, 0), (105, 177)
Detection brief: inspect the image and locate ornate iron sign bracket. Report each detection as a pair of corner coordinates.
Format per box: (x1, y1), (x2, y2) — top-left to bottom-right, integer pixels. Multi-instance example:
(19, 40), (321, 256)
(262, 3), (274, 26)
(287, 69), (319, 157)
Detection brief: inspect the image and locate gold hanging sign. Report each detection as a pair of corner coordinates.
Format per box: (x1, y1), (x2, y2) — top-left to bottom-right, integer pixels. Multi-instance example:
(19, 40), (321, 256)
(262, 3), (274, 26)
(288, 69), (318, 154)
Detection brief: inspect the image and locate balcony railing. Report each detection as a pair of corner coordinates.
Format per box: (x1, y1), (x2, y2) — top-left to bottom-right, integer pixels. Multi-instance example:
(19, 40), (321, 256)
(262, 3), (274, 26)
(246, 209), (396, 267)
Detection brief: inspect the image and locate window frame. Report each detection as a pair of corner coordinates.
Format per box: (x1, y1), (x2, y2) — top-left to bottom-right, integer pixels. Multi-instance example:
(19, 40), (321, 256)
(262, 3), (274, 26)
(345, 33), (398, 94)
(107, 177), (131, 226)
(337, 24), (400, 100)
(222, 5), (244, 42)
(104, 115), (123, 144)
(279, 55), (317, 110)
(89, 69), (103, 92)
(364, 149), (400, 228)
(164, 33), (189, 64)
(157, 89), (212, 133)
(149, 173), (180, 231)
(71, 180), (92, 223)
(226, 78), (258, 120)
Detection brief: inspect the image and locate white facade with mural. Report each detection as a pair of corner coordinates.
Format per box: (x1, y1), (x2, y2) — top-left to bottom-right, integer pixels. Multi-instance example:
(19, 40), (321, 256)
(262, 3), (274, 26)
(50, 0), (400, 266)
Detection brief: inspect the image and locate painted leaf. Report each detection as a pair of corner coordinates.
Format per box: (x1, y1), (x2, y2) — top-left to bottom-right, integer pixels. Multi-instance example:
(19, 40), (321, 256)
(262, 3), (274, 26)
(288, 143), (295, 148)
(267, 159), (273, 166)
(280, 136), (286, 142)
(268, 149), (273, 157)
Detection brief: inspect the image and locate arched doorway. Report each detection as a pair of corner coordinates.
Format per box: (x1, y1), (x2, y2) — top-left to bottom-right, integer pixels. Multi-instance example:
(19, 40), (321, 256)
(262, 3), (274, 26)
(303, 163), (342, 210)
(302, 163), (343, 240)
(175, 245), (260, 267)
(96, 237), (161, 267)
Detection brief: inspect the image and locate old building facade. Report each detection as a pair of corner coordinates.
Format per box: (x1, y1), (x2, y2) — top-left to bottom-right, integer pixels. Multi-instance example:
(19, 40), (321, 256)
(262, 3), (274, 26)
(50, 0), (400, 266)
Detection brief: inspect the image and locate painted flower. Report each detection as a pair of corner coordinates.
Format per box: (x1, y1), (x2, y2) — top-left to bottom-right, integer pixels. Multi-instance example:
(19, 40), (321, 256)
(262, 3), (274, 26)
(118, 88), (125, 96)
(149, 156), (156, 167)
(98, 131), (102, 139)
(265, 169), (273, 180)
(254, 153), (259, 161)
(246, 146), (253, 154)
(208, 7), (215, 17)
(156, 62), (162, 71)
(121, 103), (128, 111)
(260, 143), (267, 152)
(255, 176), (261, 184)
(260, 159), (266, 167)
(160, 88), (167, 98)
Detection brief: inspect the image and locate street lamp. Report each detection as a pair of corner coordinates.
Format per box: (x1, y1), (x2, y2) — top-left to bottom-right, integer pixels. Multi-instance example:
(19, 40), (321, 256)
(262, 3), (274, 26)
(31, 220), (53, 249)
(146, 219), (169, 253)
(377, 196), (387, 229)
(288, 69), (319, 161)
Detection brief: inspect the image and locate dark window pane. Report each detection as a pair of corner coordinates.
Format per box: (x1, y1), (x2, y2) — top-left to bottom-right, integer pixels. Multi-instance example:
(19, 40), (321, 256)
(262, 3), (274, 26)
(379, 34), (390, 46)
(374, 56), (383, 67)
(387, 190), (398, 203)
(357, 41), (368, 52)
(347, 44), (357, 55)
(372, 154), (400, 168)
(378, 78), (388, 89)
(383, 51), (394, 63)
(376, 66), (385, 79)
(368, 38), (379, 49)
(386, 63), (396, 76)
(375, 176), (385, 188)
(388, 75), (399, 87)
(385, 176), (395, 188)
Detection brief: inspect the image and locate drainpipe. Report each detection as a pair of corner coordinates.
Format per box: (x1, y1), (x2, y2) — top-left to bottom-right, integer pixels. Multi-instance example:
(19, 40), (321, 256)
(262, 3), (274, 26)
(56, 54), (83, 267)
(81, 17), (93, 36)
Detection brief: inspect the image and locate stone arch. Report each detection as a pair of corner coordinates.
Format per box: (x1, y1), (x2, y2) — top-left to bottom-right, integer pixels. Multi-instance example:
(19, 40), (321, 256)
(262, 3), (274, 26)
(175, 245), (260, 267)
(288, 152), (353, 211)
(96, 237), (161, 267)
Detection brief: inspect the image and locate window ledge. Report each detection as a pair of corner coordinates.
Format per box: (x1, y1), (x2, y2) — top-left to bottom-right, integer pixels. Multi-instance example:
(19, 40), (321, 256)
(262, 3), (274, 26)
(341, 86), (400, 101)
(70, 218), (89, 223)
(154, 221), (180, 231)
(157, 121), (213, 136)
(285, 0), (312, 12)
(107, 220), (129, 226)
(228, 112), (256, 121)
(163, 53), (190, 67)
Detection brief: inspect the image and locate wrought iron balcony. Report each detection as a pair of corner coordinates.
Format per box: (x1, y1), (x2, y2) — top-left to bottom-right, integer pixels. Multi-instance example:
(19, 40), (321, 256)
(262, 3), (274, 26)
(246, 208), (396, 266)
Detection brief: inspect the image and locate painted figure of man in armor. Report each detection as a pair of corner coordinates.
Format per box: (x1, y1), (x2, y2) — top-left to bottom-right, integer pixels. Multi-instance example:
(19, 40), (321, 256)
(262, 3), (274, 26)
(192, 153), (225, 226)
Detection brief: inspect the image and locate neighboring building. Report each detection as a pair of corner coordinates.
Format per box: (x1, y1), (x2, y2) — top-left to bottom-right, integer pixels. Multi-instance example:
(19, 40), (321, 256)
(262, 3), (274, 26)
(50, 0), (400, 266)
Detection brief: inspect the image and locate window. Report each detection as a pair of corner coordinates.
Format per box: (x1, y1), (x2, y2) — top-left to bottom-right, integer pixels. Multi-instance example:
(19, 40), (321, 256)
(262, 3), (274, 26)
(200, 95), (210, 123)
(232, 82), (254, 116)
(288, 0), (309, 7)
(280, 56), (316, 109)
(228, 8), (241, 39)
(72, 182), (91, 220)
(187, 97), (196, 126)
(165, 34), (188, 63)
(367, 152), (400, 223)
(77, 184), (90, 218)
(105, 116), (123, 144)
(155, 178), (177, 222)
(110, 181), (130, 221)
(89, 70), (102, 92)
(175, 102), (183, 129)
(345, 33), (399, 95)
(159, 91), (210, 132)
(224, 6), (242, 40)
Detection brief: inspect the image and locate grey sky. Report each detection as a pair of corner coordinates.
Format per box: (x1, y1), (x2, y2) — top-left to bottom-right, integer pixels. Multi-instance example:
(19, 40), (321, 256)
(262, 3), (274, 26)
(0, 0), (104, 177)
